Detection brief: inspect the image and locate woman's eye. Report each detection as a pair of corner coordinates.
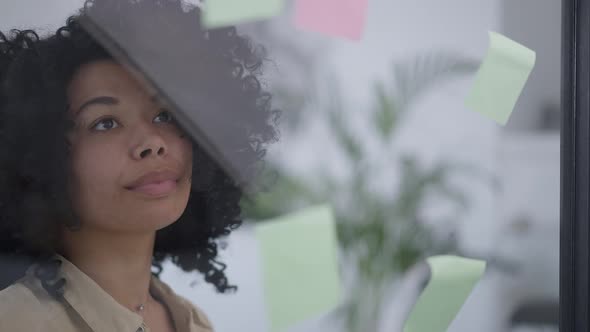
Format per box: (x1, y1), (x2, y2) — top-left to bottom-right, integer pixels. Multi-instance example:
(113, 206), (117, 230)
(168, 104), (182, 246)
(90, 111), (174, 132)
(154, 110), (175, 124)
(92, 117), (119, 131)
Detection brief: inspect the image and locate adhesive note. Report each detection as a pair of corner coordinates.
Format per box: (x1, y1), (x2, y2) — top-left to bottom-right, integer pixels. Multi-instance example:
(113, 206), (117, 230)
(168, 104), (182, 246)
(404, 255), (487, 332)
(255, 204), (342, 332)
(465, 31), (536, 125)
(202, 0), (284, 28)
(294, 0), (369, 40)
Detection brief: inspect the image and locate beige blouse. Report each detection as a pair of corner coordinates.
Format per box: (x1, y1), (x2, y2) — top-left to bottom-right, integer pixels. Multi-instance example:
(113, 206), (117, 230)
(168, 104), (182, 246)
(0, 253), (213, 332)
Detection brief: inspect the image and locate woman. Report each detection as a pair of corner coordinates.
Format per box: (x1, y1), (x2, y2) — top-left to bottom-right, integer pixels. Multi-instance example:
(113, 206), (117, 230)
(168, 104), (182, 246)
(0, 0), (279, 331)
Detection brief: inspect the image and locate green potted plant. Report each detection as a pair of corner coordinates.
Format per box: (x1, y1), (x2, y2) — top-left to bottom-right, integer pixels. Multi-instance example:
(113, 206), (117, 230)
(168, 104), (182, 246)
(241, 52), (492, 332)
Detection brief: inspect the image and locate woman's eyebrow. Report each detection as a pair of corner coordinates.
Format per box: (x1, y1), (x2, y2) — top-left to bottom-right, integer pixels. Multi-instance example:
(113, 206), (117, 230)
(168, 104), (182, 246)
(150, 94), (166, 107)
(75, 96), (119, 117)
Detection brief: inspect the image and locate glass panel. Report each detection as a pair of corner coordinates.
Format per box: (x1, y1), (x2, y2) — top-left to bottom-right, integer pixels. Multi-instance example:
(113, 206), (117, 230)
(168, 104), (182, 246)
(0, 1), (560, 332)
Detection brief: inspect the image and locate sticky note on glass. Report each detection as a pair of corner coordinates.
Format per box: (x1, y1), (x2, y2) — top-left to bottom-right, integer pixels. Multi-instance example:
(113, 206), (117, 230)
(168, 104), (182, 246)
(294, 0), (369, 40)
(202, 0), (284, 28)
(404, 255), (487, 332)
(255, 204), (342, 332)
(465, 31), (536, 125)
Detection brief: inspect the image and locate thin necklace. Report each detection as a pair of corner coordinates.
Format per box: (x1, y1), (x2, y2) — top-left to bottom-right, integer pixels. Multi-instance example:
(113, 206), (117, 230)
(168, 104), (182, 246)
(135, 293), (150, 313)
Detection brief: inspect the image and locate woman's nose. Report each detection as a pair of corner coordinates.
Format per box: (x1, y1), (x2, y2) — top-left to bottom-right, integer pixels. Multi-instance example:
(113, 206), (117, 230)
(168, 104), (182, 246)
(131, 128), (168, 160)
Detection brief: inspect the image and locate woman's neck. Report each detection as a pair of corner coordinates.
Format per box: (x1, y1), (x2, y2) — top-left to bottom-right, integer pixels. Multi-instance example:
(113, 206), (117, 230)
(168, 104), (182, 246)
(58, 226), (157, 313)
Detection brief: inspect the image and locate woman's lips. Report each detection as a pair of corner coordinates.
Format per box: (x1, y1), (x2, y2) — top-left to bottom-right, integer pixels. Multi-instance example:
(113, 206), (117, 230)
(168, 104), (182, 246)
(128, 179), (178, 197)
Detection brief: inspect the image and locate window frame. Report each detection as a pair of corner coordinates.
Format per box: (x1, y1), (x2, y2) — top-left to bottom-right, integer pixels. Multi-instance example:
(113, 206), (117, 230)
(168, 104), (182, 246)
(560, 0), (590, 330)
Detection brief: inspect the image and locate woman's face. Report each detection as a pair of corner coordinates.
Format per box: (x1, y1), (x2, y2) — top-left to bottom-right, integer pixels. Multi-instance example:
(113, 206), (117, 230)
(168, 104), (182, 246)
(65, 60), (193, 234)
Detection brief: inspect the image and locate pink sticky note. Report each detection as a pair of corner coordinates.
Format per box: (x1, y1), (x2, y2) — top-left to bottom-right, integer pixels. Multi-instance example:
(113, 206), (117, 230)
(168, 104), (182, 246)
(294, 0), (369, 40)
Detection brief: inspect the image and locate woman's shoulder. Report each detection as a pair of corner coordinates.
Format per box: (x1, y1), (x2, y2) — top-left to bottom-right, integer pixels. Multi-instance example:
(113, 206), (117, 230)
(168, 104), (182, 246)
(179, 294), (214, 331)
(0, 276), (61, 330)
(185, 297), (214, 330)
(152, 277), (214, 331)
(0, 276), (41, 312)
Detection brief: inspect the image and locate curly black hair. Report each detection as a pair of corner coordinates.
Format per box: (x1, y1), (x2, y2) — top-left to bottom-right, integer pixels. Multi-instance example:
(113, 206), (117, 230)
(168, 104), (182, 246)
(0, 0), (280, 300)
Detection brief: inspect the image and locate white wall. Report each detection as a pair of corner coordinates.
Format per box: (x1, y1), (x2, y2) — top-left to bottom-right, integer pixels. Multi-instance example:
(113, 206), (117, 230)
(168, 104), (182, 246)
(0, 0), (83, 36)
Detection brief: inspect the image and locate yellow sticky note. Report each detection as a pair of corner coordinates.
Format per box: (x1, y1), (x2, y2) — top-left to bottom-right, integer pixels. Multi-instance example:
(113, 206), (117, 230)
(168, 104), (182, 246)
(465, 31), (536, 125)
(404, 255), (487, 332)
(255, 204), (342, 332)
(202, 0), (284, 28)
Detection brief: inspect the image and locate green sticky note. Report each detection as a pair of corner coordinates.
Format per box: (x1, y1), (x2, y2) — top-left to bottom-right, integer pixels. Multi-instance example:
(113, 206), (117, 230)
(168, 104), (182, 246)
(202, 0), (284, 28)
(255, 204), (342, 332)
(465, 31), (536, 125)
(404, 255), (487, 332)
